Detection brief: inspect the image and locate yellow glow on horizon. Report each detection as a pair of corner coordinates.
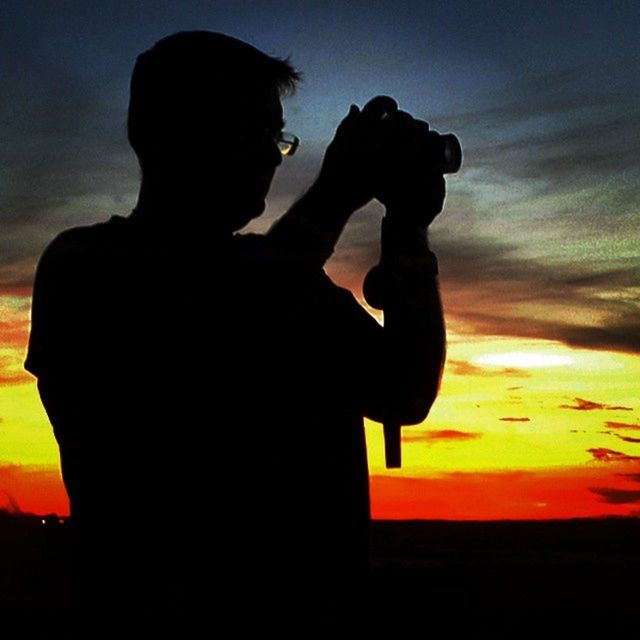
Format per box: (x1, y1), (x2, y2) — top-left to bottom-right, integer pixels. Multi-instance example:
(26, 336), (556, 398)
(366, 335), (640, 484)
(474, 351), (574, 368)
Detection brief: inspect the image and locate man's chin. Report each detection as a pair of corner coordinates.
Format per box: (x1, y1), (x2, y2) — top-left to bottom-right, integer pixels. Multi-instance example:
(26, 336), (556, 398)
(227, 199), (266, 232)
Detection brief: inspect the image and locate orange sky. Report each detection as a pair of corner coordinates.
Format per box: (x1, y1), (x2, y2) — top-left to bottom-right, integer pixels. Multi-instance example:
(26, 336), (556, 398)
(2, 291), (639, 519)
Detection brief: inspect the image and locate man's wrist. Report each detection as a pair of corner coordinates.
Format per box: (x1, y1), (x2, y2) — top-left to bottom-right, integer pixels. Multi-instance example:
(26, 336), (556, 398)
(304, 181), (358, 225)
(381, 214), (429, 251)
(380, 214), (438, 274)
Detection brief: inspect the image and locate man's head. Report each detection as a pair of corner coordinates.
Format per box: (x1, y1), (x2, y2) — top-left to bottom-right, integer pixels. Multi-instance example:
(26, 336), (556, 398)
(128, 31), (302, 230)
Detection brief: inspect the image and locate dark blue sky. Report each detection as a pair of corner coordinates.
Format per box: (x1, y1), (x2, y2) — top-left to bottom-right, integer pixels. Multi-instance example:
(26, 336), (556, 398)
(2, 0), (639, 353)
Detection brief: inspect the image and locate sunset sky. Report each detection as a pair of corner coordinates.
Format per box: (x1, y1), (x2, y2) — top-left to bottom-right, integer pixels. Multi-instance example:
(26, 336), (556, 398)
(1, 0), (639, 519)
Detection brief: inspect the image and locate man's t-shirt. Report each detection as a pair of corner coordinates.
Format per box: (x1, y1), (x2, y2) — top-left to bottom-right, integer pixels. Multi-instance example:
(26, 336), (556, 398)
(25, 212), (381, 601)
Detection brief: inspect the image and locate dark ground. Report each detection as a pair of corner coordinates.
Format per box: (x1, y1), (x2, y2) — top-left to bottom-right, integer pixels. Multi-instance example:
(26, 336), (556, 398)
(2, 512), (638, 638)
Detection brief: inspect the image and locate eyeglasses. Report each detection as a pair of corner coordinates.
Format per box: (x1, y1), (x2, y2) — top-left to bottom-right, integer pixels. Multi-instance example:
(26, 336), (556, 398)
(236, 127), (300, 157)
(277, 132), (300, 157)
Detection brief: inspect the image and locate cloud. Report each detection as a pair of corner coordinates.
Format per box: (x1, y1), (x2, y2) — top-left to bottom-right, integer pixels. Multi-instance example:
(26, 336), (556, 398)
(560, 398), (633, 412)
(499, 417), (530, 422)
(2, 16), (638, 368)
(0, 51), (137, 294)
(560, 398), (606, 411)
(417, 60), (640, 357)
(616, 474), (640, 483)
(0, 355), (32, 386)
(447, 359), (531, 378)
(403, 429), (483, 442)
(615, 435), (640, 444)
(605, 421), (640, 430)
(0, 298), (31, 348)
(431, 235), (640, 356)
(587, 448), (640, 463)
(438, 60), (640, 209)
(589, 487), (640, 505)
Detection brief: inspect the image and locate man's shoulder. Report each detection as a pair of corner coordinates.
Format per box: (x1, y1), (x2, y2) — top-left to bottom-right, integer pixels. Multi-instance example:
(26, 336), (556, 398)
(38, 216), (129, 268)
(46, 216), (126, 253)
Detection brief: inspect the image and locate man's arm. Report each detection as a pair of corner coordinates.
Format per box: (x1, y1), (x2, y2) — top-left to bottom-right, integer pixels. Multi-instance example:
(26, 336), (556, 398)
(266, 99), (447, 425)
(266, 103), (375, 268)
(363, 217), (446, 425)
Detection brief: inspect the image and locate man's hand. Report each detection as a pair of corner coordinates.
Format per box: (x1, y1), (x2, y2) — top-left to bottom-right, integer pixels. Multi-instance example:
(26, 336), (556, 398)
(313, 98), (446, 228)
(374, 110), (446, 229)
(312, 103), (384, 214)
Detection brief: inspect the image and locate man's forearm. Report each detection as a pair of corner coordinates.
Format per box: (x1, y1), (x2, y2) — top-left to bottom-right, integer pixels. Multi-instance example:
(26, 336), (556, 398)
(266, 183), (356, 268)
(376, 213), (446, 424)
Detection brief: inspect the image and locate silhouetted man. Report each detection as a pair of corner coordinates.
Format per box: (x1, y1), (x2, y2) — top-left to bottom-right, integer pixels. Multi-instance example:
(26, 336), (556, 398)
(25, 31), (446, 634)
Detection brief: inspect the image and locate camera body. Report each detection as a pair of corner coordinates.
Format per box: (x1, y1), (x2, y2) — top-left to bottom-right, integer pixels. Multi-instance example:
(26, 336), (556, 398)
(361, 96), (462, 174)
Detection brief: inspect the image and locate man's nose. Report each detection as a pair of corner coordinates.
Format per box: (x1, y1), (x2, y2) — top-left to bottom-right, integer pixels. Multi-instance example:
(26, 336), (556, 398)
(269, 140), (283, 168)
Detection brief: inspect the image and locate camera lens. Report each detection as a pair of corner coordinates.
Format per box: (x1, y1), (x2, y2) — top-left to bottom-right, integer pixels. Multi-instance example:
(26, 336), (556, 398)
(441, 134), (462, 174)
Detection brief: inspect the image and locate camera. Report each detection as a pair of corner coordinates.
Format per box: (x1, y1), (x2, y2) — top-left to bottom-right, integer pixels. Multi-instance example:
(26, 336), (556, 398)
(361, 96), (462, 174)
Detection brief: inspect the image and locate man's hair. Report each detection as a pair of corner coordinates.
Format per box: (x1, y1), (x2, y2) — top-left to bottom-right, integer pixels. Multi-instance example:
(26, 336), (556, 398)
(127, 31), (302, 167)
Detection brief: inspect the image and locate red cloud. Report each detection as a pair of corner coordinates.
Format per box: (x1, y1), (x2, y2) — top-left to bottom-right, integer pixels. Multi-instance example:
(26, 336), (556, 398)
(589, 487), (640, 504)
(616, 473), (640, 483)
(0, 323), (29, 346)
(0, 356), (32, 386)
(403, 429), (483, 442)
(560, 398), (634, 412)
(616, 435), (640, 444)
(605, 421), (640, 431)
(560, 398), (606, 411)
(587, 448), (640, 463)
(499, 417), (531, 422)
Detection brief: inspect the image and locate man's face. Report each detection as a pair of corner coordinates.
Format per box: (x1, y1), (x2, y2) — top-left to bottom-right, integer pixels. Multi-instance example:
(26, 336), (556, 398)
(229, 90), (284, 226)
(204, 86), (285, 231)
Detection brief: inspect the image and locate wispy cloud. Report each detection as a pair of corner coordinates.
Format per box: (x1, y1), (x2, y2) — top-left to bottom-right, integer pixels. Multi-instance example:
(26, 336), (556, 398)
(0, 356), (31, 386)
(589, 487), (640, 504)
(605, 421), (640, 431)
(423, 60), (640, 356)
(425, 232), (640, 356)
(499, 417), (530, 422)
(615, 435), (640, 444)
(1, 52), (136, 294)
(587, 448), (640, 463)
(616, 474), (640, 484)
(447, 359), (531, 378)
(561, 398), (606, 411)
(2, 11), (639, 375)
(403, 429), (483, 443)
(560, 398), (632, 411)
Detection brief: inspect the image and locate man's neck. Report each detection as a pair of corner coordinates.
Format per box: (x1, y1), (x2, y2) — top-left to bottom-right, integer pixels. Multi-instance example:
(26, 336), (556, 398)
(132, 177), (234, 238)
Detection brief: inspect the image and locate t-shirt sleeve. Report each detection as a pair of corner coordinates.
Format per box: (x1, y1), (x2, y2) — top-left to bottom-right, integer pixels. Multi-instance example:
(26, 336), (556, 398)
(24, 231), (86, 379)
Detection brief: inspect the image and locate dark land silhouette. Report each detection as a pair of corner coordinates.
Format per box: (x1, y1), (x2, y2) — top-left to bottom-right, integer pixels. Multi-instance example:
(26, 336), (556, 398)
(2, 512), (638, 638)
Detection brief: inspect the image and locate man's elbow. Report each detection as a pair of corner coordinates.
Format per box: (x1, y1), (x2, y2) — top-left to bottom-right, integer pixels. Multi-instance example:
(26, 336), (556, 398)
(367, 389), (438, 425)
(395, 392), (438, 425)
(363, 363), (444, 424)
